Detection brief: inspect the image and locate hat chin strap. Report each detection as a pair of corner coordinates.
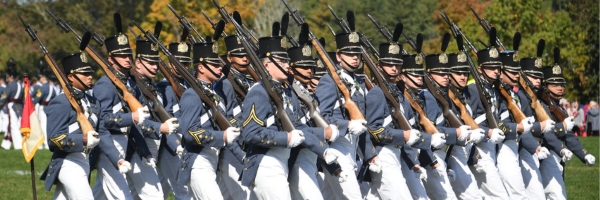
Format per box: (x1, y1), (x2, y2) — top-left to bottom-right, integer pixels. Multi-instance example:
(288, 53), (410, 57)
(110, 55), (132, 74)
(340, 56), (361, 70)
(73, 74), (92, 91)
(268, 57), (291, 78)
(200, 62), (221, 80)
(479, 66), (500, 84)
(501, 70), (518, 84)
(404, 73), (423, 91)
(138, 58), (157, 77)
(291, 67), (312, 82)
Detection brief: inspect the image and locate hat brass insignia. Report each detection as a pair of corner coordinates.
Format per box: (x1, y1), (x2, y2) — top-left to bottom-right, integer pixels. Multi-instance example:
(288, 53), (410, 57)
(349, 32), (359, 43)
(302, 45), (311, 57)
(117, 34), (128, 45)
(458, 52), (467, 62)
(178, 43), (188, 53)
(489, 48), (499, 58)
(389, 44), (400, 54)
(151, 43), (159, 51)
(237, 37), (241, 44)
(212, 44), (218, 54)
(535, 58), (542, 68)
(439, 53), (448, 64)
(415, 54), (424, 65)
(317, 59), (324, 68)
(552, 64), (561, 74)
(80, 52), (88, 63)
(281, 38), (287, 48)
(513, 51), (519, 62)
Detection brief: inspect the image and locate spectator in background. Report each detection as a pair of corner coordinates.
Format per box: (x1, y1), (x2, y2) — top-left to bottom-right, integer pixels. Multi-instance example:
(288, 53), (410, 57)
(586, 101), (599, 136)
(560, 98), (570, 113)
(571, 100), (584, 135)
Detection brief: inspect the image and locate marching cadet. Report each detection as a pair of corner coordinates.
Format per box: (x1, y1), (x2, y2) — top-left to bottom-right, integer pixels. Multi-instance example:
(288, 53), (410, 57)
(92, 14), (151, 199)
(446, 51), (486, 199)
(40, 52), (102, 200)
(177, 36), (241, 200)
(538, 47), (595, 199)
(365, 41), (423, 199)
(155, 35), (192, 200)
(518, 41), (563, 199)
(465, 28), (534, 199)
(214, 34), (252, 200)
(239, 25), (341, 199)
(286, 29), (343, 200)
(314, 24), (379, 200)
(0, 59), (24, 150)
(126, 37), (179, 199)
(0, 70), (6, 135)
(498, 34), (555, 199)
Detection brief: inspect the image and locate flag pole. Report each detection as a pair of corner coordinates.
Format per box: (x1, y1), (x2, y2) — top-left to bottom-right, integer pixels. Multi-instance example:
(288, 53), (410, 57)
(30, 157), (37, 200)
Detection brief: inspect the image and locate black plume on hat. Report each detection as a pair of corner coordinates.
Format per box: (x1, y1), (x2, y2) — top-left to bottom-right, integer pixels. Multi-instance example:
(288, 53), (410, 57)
(258, 21), (289, 60)
(335, 10), (361, 54)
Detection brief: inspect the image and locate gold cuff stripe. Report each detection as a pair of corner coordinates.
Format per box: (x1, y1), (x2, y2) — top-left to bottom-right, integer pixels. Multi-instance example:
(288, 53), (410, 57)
(50, 134), (67, 151)
(368, 127), (385, 143)
(189, 129), (206, 145)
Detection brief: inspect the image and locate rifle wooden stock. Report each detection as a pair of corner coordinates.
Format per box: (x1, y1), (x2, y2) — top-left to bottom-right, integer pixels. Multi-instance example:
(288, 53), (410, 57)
(404, 89), (439, 134)
(498, 86), (526, 122)
(519, 76), (550, 121)
(158, 61), (185, 98)
(128, 68), (173, 123)
(448, 89), (480, 129)
(538, 90), (568, 122)
(423, 76), (464, 128)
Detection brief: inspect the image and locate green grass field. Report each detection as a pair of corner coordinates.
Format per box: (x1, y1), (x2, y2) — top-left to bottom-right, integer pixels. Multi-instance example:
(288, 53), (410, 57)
(0, 136), (597, 199)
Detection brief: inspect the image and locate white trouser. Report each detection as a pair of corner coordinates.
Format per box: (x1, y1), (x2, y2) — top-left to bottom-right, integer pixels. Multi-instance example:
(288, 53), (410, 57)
(470, 141), (509, 199)
(400, 147), (428, 200)
(497, 140), (527, 199)
(92, 135), (133, 200)
(540, 151), (566, 200)
(36, 104), (48, 149)
(189, 147), (222, 200)
(53, 152), (93, 200)
(290, 148), (323, 200)
(424, 149), (457, 200)
(218, 149), (250, 200)
(519, 148), (545, 200)
(158, 147), (191, 200)
(370, 145), (412, 200)
(250, 148), (291, 200)
(1, 103), (22, 150)
(0, 109), (8, 133)
(447, 144), (481, 200)
(127, 138), (163, 199)
(322, 133), (362, 200)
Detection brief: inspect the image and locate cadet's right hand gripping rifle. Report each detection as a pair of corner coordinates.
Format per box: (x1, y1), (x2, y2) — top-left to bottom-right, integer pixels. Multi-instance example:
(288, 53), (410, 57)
(19, 13), (95, 142)
(167, 4), (204, 44)
(440, 12), (499, 129)
(470, 7), (507, 51)
(46, 10), (145, 113)
(519, 40), (550, 121)
(283, 1), (365, 122)
(132, 19), (231, 130)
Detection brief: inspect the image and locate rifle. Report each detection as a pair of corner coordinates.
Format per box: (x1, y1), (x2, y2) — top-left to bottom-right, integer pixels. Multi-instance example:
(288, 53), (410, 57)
(225, 11), (295, 131)
(404, 89), (439, 134)
(518, 39), (551, 121)
(19, 13), (94, 142)
(131, 19), (231, 130)
(470, 7), (507, 51)
(213, 0), (259, 46)
(448, 87), (480, 128)
(202, 10), (228, 38)
(167, 4), (204, 43)
(284, 1), (365, 121)
(81, 24), (105, 46)
(440, 12), (500, 129)
(46, 9), (145, 112)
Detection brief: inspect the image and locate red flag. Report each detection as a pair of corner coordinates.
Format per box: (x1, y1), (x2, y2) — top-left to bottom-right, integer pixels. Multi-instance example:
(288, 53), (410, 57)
(21, 77), (44, 162)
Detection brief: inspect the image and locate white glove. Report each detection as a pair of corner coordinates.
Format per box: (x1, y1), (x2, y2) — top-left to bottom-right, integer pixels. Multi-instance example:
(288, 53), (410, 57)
(86, 131), (100, 149)
(368, 158), (382, 173)
(176, 145), (184, 156)
(143, 157), (157, 168)
(468, 128), (485, 144)
(324, 148), (343, 165)
(288, 130), (305, 148)
(457, 125), (471, 142)
(415, 166), (427, 180)
(135, 106), (151, 125)
(328, 124), (340, 142)
(337, 170), (350, 183)
(488, 128), (505, 144)
(520, 117), (534, 133)
(164, 118), (179, 134)
(225, 127), (241, 145)
(431, 133), (446, 149)
(119, 160), (132, 174)
(406, 129), (421, 146)
(348, 119), (367, 135)
(585, 154), (596, 166)
(560, 148), (573, 162)
(447, 169), (456, 182)
(542, 120), (556, 134)
(563, 117), (575, 131)
(473, 162), (486, 173)
(433, 165), (445, 177)
(536, 147), (550, 160)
